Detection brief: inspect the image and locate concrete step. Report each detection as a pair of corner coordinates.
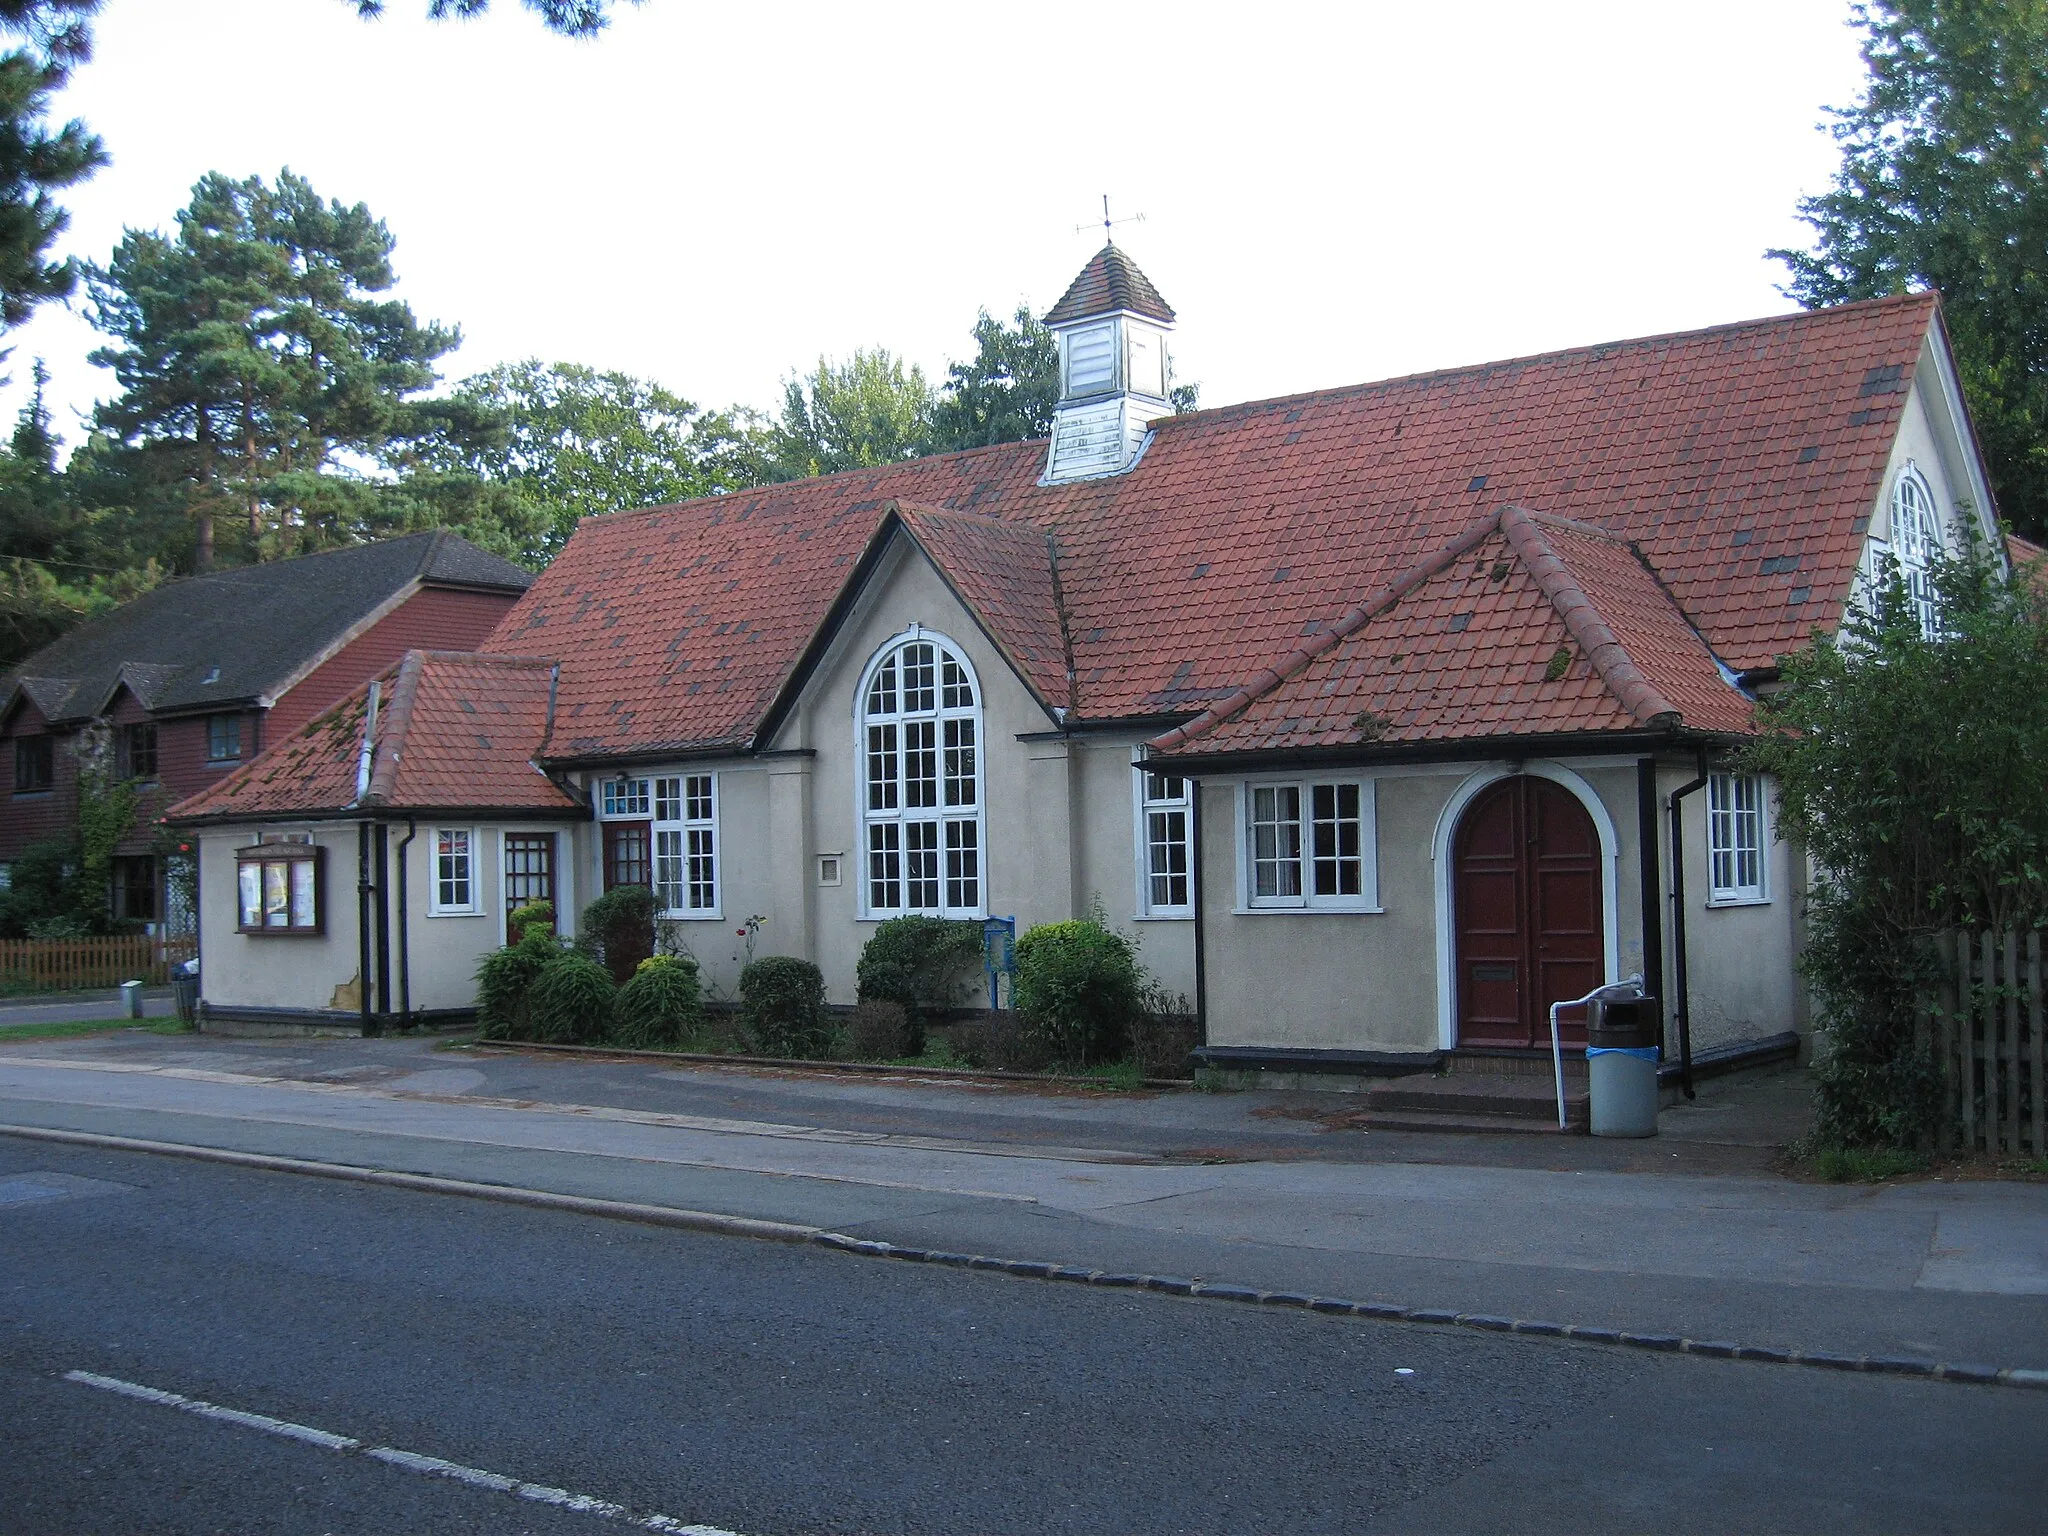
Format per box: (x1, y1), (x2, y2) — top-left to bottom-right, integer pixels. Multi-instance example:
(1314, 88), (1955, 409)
(1358, 1106), (1587, 1135)
(1366, 1072), (1582, 1119)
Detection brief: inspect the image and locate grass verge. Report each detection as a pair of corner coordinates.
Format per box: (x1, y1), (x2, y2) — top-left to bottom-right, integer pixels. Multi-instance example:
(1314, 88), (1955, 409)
(0, 1019), (191, 1043)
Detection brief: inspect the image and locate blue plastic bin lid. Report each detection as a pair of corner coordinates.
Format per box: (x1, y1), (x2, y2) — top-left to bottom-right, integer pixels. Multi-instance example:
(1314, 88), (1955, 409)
(1585, 1045), (1660, 1061)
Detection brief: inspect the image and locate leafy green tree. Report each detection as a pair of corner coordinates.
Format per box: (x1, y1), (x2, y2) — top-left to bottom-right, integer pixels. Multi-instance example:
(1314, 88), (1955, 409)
(0, 2), (103, 334)
(87, 169), (473, 569)
(765, 348), (933, 481)
(1772, 0), (2048, 538)
(926, 306), (1059, 454)
(1745, 535), (2048, 1148)
(410, 360), (763, 561)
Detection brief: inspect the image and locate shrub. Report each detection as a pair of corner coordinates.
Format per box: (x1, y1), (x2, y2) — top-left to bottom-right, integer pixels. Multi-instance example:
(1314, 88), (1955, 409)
(1013, 918), (1142, 1066)
(855, 916), (982, 1056)
(610, 954), (706, 1050)
(580, 886), (657, 985)
(1745, 535), (2048, 1147)
(527, 951), (616, 1043)
(739, 955), (829, 1058)
(953, 1011), (1055, 1073)
(507, 900), (555, 947)
(1131, 984), (1199, 1080)
(846, 998), (911, 1060)
(473, 928), (563, 1039)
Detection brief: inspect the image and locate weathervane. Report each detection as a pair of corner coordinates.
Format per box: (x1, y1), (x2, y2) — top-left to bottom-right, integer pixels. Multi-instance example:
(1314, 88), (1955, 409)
(1077, 194), (1145, 246)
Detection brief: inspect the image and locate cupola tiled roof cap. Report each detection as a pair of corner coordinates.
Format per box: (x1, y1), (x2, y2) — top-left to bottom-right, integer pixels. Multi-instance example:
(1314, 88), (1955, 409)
(1044, 244), (1176, 326)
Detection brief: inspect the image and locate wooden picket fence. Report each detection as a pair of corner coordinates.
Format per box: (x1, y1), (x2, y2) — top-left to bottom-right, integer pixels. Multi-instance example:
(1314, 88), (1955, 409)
(0, 935), (197, 993)
(1925, 931), (2045, 1157)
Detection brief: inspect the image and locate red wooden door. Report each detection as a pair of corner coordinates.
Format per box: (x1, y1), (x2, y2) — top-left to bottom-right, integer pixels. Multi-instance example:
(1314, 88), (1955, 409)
(1453, 776), (1604, 1049)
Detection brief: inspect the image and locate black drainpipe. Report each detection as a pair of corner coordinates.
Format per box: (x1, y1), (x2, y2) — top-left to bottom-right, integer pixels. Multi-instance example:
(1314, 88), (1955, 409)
(1190, 778), (1208, 1049)
(395, 817), (417, 1028)
(1635, 757), (1666, 1016)
(372, 822), (391, 1037)
(1667, 746), (1711, 1100)
(356, 821), (374, 1037)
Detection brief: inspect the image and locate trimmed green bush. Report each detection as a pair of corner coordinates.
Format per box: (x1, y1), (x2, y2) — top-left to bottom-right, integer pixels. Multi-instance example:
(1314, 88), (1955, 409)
(740, 955), (829, 1058)
(580, 885), (656, 985)
(1013, 919), (1141, 1065)
(473, 928), (563, 1040)
(846, 997), (911, 1060)
(855, 915), (981, 1057)
(528, 951), (616, 1043)
(507, 899), (555, 947)
(611, 954), (706, 1050)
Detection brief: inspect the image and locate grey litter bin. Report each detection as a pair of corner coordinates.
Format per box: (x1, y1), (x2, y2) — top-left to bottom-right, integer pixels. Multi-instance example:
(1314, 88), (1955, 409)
(171, 961), (199, 1028)
(1586, 991), (1660, 1138)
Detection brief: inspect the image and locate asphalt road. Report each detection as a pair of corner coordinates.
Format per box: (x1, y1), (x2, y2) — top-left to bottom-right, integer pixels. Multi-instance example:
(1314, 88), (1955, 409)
(2, 1138), (2042, 1536)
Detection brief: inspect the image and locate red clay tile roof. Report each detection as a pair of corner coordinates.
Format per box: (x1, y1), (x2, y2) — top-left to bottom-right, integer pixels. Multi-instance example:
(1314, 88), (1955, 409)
(1043, 244), (1177, 326)
(896, 503), (1071, 713)
(487, 293), (1939, 762)
(169, 651), (579, 823)
(1148, 507), (1754, 757)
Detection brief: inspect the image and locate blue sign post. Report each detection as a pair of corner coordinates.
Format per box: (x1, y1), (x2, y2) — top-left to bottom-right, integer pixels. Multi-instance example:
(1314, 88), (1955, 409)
(982, 916), (1017, 1009)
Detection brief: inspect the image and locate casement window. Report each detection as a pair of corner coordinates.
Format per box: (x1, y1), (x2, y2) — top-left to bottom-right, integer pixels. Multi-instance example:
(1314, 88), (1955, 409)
(1137, 771), (1193, 916)
(858, 631), (984, 918)
(597, 777), (653, 895)
(206, 714), (243, 763)
(430, 828), (481, 915)
(1240, 778), (1379, 911)
(652, 773), (719, 917)
(110, 855), (159, 923)
(601, 777), (650, 818)
(502, 832), (556, 941)
(1892, 464), (1944, 638)
(1706, 773), (1768, 905)
(236, 844), (323, 934)
(117, 723), (157, 782)
(12, 735), (52, 794)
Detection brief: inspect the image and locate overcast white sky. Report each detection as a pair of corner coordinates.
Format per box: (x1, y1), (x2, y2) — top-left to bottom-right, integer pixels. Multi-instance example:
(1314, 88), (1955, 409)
(2, 0), (1872, 449)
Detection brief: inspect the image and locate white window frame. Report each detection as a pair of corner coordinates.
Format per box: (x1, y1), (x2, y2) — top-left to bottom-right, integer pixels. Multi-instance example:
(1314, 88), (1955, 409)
(1892, 462), (1945, 638)
(854, 625), (987, 920)
(1706, 772), (1769, 907)
(651, 771), (721, 920)
(428, 826), (482, 917)
(598, 777), (651, 820)
(1233, 777), (1380, 914)
(1132, 768), (1194, 919)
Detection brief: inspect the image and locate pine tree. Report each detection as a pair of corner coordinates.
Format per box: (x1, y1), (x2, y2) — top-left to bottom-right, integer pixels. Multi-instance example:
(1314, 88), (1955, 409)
(87, 170), (463, 570)
(0, 2), (103, 334)
(1773, 0), (2048, 538)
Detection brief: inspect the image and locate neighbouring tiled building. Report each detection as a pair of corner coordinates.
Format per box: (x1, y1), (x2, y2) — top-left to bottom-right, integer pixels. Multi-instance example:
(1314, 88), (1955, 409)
(170, 247), (2003, 1081)
(2, 531), (533, 932)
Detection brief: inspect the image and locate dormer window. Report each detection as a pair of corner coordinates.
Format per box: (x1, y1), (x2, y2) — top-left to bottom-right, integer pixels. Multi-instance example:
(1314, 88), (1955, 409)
(1064, 322), (1116, 396)
(1892, 463), (1943, 636)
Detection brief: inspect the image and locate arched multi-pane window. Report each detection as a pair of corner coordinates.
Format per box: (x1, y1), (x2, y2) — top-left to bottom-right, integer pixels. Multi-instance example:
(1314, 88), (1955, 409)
(1892, 463), (1944, 636)
(857, 629), (984, 917)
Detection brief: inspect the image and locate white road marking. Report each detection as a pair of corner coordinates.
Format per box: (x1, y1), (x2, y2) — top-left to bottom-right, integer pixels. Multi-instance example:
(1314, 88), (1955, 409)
(63, 1370), (747, 1535)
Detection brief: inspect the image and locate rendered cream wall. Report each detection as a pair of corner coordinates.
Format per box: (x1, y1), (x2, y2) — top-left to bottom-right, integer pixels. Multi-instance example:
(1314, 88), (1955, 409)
(197, 826), (363, 1013)
(1199, 759), (1650, 1054)
(770, 538), (1066, 1003)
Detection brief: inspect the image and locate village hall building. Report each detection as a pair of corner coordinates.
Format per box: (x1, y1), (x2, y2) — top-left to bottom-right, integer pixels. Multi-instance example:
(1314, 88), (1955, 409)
(169, 245), (2001, 1079)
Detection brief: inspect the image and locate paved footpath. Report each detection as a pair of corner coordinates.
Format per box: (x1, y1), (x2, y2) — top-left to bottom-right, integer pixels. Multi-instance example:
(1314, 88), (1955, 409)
(1, 1029), (2043, 1371)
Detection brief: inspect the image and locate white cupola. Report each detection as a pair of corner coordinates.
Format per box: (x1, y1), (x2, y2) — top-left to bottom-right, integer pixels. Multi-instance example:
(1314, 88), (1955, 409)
(1041, 243), (1177, 484)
